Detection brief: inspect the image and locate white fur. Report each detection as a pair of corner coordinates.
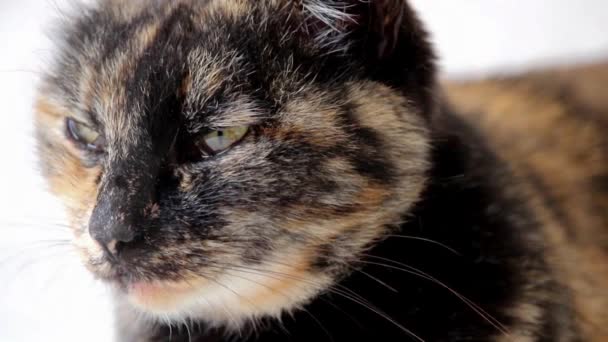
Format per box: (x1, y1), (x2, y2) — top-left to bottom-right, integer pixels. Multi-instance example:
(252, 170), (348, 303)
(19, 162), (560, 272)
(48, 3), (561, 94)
(301, 0), (358, 52)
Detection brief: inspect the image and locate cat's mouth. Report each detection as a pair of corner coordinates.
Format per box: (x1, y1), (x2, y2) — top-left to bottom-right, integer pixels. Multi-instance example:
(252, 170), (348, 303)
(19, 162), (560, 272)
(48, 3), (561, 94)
(81, 246), (215, 313)
(74, 230), (333, 324)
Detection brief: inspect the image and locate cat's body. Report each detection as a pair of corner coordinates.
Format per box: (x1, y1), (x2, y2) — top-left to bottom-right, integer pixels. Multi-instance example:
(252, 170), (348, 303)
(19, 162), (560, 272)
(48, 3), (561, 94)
(444, 64), (608, 341)
(34, 0), (607, 341)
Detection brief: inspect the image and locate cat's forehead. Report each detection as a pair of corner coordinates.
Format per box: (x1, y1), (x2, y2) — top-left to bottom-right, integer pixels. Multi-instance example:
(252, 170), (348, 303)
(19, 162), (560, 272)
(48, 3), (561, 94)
(54, 0), (312, 130)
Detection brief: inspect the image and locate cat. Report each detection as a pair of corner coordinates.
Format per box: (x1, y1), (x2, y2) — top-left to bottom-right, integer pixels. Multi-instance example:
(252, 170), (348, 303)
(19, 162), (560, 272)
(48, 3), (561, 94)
(34, 0), (608, 341)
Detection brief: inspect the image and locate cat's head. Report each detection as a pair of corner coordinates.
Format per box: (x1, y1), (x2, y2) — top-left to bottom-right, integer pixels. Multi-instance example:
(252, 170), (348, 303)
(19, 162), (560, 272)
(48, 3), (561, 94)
(35, 0), (435, 327)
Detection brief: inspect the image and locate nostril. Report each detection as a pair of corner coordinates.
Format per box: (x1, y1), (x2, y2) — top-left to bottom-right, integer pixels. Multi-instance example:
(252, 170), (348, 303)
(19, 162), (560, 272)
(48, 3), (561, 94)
(112, 225), (136, 244)
(107, 240), (119, 254)
(98, 239), (120, 261)
(105, 239), (131, 259)
(89, 200), (138, 247)
(95, 238), (130, 262)
(89, 220), (136, 264)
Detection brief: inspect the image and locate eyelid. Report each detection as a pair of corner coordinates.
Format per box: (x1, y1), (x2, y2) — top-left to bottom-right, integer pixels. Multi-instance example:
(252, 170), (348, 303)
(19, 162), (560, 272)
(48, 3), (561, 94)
(67, 116), (97, 130)
(65, 117), (105, 152)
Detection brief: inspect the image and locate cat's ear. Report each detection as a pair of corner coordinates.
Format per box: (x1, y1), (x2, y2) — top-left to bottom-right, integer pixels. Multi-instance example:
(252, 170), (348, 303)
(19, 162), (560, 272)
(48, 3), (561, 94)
(297, 0), (437, 115)
(298, 0), (427, 59)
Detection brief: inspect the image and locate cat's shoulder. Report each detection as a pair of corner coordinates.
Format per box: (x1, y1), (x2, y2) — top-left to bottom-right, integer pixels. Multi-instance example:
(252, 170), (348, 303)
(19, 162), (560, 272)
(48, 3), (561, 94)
(444, 62), (608, 340)
(443, 62), (608, 232)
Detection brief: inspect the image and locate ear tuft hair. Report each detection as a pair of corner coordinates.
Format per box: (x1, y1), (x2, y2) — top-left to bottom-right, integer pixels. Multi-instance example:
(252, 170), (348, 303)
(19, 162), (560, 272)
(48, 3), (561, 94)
(299, 0), (415, 58)
(297, 0), (437, 115)
(300, 0), (359, 52)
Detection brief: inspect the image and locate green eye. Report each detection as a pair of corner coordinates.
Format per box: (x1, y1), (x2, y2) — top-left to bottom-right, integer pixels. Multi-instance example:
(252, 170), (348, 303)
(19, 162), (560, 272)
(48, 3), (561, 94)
(66, 117), (105, 151)
(200, 126), (249, 155)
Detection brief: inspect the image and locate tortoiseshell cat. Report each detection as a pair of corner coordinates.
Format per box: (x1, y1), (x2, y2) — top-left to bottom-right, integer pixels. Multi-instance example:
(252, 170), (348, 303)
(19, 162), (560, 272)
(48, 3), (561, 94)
(34, 0), (608, 341)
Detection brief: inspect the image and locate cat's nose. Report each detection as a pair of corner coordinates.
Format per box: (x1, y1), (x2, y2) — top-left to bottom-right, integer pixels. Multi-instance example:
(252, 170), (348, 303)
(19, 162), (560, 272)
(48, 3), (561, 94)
(88, 204), (137, 258)
(88, 181), (141, 257)
(88, 159), (158, 258)
(89, 215), (136, 246)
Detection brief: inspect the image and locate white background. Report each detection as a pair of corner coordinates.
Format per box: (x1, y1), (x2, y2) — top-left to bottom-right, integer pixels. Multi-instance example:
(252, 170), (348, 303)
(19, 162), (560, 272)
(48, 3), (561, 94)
(0, 1), (607, 341)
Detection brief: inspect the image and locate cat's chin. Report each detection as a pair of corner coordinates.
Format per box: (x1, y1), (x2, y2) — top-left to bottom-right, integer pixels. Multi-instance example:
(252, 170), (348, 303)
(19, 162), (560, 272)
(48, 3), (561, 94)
(124, 279), (211, 314)
(75, 230), (333, 327)
(118, 277), (240, 327)
(116, 266), (332, 329)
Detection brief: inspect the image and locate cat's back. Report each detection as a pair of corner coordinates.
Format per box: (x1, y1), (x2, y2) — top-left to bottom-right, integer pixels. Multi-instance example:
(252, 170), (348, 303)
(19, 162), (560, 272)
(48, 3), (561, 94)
(444, 62), (608, 340)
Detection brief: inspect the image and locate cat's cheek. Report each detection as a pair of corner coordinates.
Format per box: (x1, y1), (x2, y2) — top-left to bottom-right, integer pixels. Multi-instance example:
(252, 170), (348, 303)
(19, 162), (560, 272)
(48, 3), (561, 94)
(35, 97), (102, 215)
(45, 153), (103, 274)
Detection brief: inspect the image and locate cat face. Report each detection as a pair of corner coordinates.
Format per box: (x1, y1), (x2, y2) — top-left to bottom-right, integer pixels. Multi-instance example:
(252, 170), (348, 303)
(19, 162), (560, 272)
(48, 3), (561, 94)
(35, 0), (435, 327)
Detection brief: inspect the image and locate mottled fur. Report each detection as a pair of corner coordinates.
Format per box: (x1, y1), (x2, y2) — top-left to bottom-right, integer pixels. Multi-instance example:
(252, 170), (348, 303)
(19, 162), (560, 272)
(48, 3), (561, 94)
(444, 63), (608, 341)
(34, 0), (607, 341)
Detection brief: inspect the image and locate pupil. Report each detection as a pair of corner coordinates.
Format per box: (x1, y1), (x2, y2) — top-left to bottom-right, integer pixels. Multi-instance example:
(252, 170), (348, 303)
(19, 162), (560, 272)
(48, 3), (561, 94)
(217, 131), (224, 137)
